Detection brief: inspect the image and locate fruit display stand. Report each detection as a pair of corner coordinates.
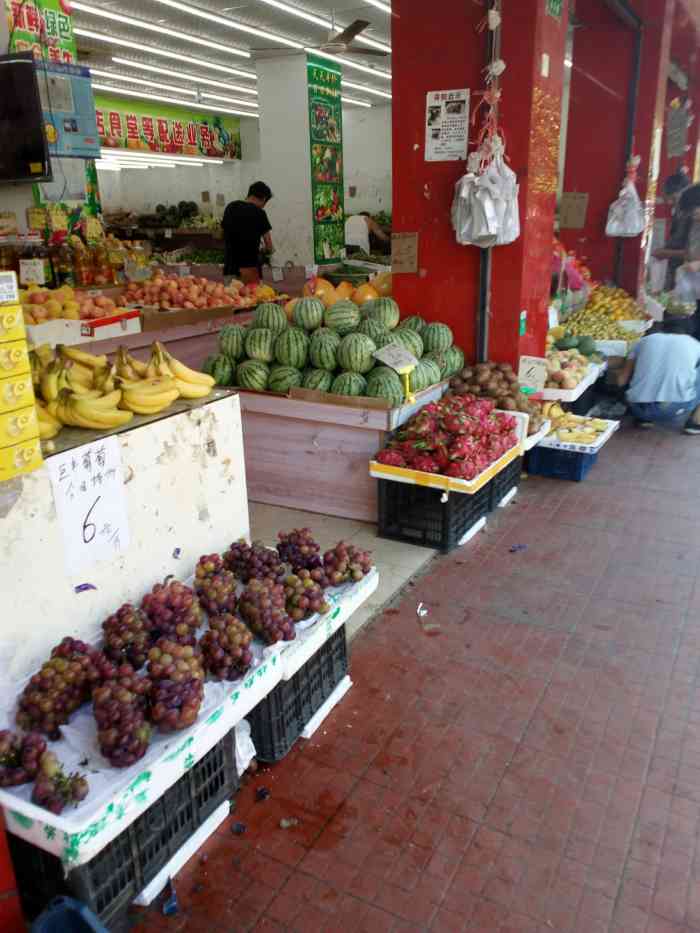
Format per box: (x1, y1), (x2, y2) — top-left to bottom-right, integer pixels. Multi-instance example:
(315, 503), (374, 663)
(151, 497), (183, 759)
(238, 381), (450, 522)
(523, 419), (551, 451)
(537, 362), (607, 403)
(526, 418), (620, 482)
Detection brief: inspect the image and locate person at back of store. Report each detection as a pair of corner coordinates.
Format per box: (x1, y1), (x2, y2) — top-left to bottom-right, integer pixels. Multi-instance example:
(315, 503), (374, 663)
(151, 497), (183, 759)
(652, 171), (691, 291)
(677, 183), (700, 337)
(617, 327), (700, 434)
(344, 212), (390, 255)
(222, 181), (273, 283)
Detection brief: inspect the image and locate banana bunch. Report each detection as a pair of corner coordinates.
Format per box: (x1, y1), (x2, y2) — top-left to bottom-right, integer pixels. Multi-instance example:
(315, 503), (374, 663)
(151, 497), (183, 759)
(49, 389), (133, 430)
(545, 410), (610, 444)
(35, 400), (62, 440)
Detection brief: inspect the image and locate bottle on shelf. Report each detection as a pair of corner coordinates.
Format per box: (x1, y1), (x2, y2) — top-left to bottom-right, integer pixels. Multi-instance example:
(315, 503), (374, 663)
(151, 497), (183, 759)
(18, 236), (54, 289)
(72, 243), (95, 288)
(49, 233), (75, 287)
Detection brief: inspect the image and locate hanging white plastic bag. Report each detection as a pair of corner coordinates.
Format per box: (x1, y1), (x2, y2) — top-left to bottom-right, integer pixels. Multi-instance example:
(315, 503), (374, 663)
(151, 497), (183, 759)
(640, 287), (665, 322)
(647, 257), (668, 293)
(605, 178), (645, 237)
(674, 265), (700, 303)
(451, 172), (500, 247)
(492, 154), (520, 245)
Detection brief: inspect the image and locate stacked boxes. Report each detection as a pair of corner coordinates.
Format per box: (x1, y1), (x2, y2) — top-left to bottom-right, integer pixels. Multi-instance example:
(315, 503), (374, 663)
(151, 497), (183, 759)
(0, 272), (42, 481)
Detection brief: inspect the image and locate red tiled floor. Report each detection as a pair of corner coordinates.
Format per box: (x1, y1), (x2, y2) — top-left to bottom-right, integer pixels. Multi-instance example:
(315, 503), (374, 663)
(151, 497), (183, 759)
(131, 428), (700, 932)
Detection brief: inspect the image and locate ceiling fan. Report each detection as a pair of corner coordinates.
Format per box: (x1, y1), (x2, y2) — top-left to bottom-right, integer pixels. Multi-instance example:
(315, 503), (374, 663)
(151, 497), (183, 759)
(311, 18), (388, 56)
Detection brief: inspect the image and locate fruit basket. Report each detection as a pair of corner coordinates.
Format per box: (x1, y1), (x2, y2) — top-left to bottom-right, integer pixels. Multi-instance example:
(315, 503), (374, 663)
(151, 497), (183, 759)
(537, 362), (607, 402)
(526, 445), (599, 482)
(9, 731), (237, 930)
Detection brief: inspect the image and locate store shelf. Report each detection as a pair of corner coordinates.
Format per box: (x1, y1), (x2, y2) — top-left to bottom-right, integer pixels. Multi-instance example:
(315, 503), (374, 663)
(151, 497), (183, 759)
(0, 571), (377, 868)
(537, 418), (620, 453)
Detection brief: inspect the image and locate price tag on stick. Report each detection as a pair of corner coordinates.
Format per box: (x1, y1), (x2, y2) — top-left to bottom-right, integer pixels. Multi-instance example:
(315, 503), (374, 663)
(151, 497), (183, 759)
(47, 436), (130, 577)
(373, 345), (418, 403)
(517, 355), (548, 393)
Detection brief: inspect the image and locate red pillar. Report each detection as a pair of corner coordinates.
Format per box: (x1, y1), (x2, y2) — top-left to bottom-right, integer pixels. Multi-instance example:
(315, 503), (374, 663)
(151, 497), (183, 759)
(489, 0), (569, 367)
(0, 818), (25, 933)
(391, 0), (488, 360)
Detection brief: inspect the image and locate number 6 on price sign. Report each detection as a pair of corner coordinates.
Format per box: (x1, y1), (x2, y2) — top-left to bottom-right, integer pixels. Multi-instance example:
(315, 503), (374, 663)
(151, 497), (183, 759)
(47, 437), (131, 577)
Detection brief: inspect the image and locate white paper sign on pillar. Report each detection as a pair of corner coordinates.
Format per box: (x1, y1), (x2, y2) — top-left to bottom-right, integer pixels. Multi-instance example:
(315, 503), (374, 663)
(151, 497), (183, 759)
(425, 89), (469, 162)
(47, 437), (130, 577)
(517, 356), (548, 392)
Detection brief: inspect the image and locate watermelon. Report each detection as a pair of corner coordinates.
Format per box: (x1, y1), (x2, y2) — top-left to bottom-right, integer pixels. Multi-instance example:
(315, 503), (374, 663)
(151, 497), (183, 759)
(293, 297), (324, 331)
(373, 332), (397, 350)
(365, 367), (404, 407)
(274, 327), (309, 369)
(408, 359), (439, 393)
(253, 302), (287, 334)
(390, 328), (423, 359)
(309, 331), (339, 371)
(337, 333), (376, 374)
(311, 326), (341, 345)
(210, 354), (233, 386)
(423, 350), (450, 379)
(331, 372), (367, 396)
(422, 358), (442, 385)
(236, 359), (269, 390)
(399, 315), (425, 335)
(302, 368), (333, 392)
(244, 327), (275, 363)
(422, 322), (454, 352)
(445, 345), (465, 376)
(366, 297), (400, 330)
(268, 364), (302, 393)
(356, 318), (388, 343)
(219, 324), (246, 361)
(325, 300), (361, 335)
(201, 355), (216, 376)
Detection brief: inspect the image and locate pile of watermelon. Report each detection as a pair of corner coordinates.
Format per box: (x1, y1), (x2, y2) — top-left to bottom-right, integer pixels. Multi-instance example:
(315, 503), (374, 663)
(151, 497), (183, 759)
(202, 297), (466, 408)
(375, 394), (520, 481)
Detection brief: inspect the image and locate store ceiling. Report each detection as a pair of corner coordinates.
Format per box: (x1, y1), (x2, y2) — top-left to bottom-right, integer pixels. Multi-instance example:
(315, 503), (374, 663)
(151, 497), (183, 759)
(75, 0), (393, 115)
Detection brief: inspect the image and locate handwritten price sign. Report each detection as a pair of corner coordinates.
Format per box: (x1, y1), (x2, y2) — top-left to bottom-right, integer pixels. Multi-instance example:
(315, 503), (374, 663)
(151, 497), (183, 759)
(47, 436), (130, 576)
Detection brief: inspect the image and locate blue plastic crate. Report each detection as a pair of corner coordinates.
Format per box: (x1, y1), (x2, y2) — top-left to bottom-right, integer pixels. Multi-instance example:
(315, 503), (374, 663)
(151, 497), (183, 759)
(526, 446), (598, 482)
(31, 896), (109, 933)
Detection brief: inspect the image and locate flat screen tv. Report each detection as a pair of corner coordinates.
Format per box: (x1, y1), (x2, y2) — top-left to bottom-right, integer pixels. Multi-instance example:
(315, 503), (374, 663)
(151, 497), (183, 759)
(0, 52), (52, 184)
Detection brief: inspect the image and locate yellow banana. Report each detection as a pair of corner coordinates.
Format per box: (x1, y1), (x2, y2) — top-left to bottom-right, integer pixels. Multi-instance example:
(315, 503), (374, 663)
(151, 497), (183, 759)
(126, 352), (149, 378)
(157, 344), (215, 388)
(32, 344), (55, 366)
(78, 389), (123, 410)
(68, 397), (134, 429)
(29, 351), (42, 388)
(118, 376), (178, 396)
(120, 389), (179, 415)
(57, 363), (94, 397)
(40, 362), (60, 403)
(172, 378), (212, 399)
(36, 403), (61, 428)
(115, 347), (138, 381)
(94, 364), (117, 394)
(67, 362), (94, 388)
(58, 344), (108, 371)
(39, 418), (61, 440)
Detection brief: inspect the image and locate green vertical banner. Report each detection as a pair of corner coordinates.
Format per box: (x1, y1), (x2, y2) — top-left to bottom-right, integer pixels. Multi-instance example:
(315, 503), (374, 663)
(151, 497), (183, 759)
(5, 0), (78, 62)
(545, 0), (563, 18)
(307, 54), (345, 264)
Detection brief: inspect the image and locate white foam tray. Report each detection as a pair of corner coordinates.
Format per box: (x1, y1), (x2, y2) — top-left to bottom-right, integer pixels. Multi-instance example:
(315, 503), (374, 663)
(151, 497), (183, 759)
(538, 418), (620, 453)
(538, 362), (607, 402)
(523, 419), (551, 451)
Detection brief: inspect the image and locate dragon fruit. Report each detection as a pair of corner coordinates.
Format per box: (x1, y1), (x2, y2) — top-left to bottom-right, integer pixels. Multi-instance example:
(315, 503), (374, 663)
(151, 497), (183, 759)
(404, 411), (439, 439)
(441, 412), (476, 435)
(449, 436), (478, 459)
(376, 449), (407, 467)
(412, 453), (440, 474)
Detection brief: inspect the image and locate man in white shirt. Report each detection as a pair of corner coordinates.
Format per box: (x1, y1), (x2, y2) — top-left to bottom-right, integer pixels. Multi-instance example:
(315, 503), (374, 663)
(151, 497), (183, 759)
(618, 330), (700, 434)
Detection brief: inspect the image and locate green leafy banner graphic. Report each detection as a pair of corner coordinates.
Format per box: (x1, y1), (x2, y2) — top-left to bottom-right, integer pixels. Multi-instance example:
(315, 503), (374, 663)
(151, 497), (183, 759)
(307, 54), (345, 264)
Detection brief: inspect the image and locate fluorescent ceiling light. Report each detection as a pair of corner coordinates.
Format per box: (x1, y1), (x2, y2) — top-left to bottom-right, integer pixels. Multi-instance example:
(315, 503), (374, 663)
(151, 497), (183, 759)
(72, 2), (251, 58)
(101, 151), (217, 166)
(75, 29), (256, 78)
(342, 95), (371, 108)
(91, 82), (260, 117)
(101, 155), (182, 166)
(148, 0), (302, 49)
(253, 0), (391, 53)
(343, 79), (391, 100)
(95, 161), (122, 171)
(88, 67), (197, 97)
(199, 91), (259, 108)
(111, 58), (258, 95)
(305, 48), (391, 80)
(364, 0), (391, 12)
(99, 161), (149, 169)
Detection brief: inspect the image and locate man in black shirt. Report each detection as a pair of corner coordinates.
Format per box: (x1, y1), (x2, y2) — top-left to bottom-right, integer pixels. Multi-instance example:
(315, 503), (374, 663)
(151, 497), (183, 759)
(222, 181), (273, 282)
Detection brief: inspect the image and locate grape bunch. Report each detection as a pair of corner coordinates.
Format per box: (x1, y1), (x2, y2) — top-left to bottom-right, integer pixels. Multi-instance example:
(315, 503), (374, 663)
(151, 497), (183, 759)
(200, 614), (254, 680)
(276, 528), (323, 573)
(195, 568), (238, 616)
(323, 541), (373, 586)
(194, 553), (225, 580)
(283, 571), (332, 622)
(141, 579), (203, 645)
(31, 751), (89, 815)
(238, 579), (295, 644)
(147, 638), (205, 733)
(93, 667), (152, 768)
(102, 604), (154, 669)
(16, 639), (118, 739)
(0, 730), (47, 787)
(223, 539), (287, 584)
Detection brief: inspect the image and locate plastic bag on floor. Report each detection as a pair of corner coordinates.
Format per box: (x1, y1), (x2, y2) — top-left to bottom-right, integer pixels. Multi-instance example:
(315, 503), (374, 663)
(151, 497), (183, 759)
(235, 719), (256, 776)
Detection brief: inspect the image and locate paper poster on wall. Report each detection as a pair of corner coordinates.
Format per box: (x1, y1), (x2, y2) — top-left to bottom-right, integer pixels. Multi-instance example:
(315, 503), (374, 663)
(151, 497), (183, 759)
(559, 192), (589, 229)
(666, 105), (689, 159)
(6, 0), (77, 62)
(307, 54), (345, 264)
(391, 232), (418, 273)
(47, 437), (130, 577)
(425, 89), (469, 162)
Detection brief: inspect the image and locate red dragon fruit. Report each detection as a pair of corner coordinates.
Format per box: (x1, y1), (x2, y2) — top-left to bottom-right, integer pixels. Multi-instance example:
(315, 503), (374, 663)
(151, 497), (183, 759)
(412, 453), (440, 474)
(441, 412), (476, 435)
(404, 411), (438, 439)
(497, 413), (518, 432)
(464, 400), (495, 419)
(376, 449), (407, 467)
(433, 441), (451, 471)
(503, 430), (519, 449)
(449, 436), (478, 460)
(446, 459), (479, 480)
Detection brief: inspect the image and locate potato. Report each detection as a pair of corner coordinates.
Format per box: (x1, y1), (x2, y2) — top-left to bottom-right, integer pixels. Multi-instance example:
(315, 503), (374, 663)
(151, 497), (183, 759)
(475, 370), (491, 385)
(460, 367), (474, 381)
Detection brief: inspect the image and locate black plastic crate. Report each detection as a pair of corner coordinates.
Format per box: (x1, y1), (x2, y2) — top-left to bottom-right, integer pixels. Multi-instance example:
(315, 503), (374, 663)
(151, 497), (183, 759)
(525, 445), (598, 481)
(9, 730), (238, 929)
(249, 625), (348, 762)
(488, 457), (522, 511)
(377, 478), (489, 553)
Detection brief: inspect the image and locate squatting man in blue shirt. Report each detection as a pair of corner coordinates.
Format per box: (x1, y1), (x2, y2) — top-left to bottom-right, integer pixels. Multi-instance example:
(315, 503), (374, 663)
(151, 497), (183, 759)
(617, 327), (700, 434)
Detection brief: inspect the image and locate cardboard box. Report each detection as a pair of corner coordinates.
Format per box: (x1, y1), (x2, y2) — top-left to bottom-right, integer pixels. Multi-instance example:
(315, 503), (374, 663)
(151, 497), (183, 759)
(140, 304), (241, 332)
(26, 310), (141, 347)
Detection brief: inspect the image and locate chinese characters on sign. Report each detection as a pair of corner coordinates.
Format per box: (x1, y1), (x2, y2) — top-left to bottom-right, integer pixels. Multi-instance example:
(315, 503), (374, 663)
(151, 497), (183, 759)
(307, 54), (345, 264)
(47, 437), (130, 577)
(6, 0), (77, 62)
(517, 356), (547, 392)
(425, 89), (469, 162)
